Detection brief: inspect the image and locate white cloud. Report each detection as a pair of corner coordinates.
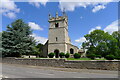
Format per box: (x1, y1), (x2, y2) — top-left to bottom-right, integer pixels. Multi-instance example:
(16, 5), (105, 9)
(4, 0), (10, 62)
(29, 2), (40, 8)
(28, 22), (43, 30)
(58, 1), (111, 12)
(75, 37), (86, 43)
(92, 5), (105, 13)
(28, 0), (112, 12)
(31, 33), (48, 44)
(4, 12), (16, 19)
(28, 0), (48, 8)
(59, 2), (90, 11)
(89, 26), (101, 34)
(104, 20), (119, 34)
(96, 26), (101, 29)
(0, 0), (20, 19)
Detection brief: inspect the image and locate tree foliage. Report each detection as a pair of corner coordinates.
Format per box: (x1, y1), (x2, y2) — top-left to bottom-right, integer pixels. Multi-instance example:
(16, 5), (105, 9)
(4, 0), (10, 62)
(82, 30), (119, 59)
(2, 19), (36, 57)
(33, 43), (44, 57)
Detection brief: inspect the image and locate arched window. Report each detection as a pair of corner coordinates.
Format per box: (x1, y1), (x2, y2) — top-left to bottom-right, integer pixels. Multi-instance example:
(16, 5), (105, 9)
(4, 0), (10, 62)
(55, 23), (59, 28)
(70, 48), (74, 54)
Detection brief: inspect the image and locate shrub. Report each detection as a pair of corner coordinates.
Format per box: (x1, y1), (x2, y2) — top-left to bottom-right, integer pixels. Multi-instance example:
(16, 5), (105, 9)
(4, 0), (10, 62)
(74, 53), (81, 59)
(95, 55), (102, 58)
(65, 53), (70, 58)
(105, 55), (115, 60)
(114, 56), (120, 60)
(59, 52), (65, 58)
(87, 54), (96, 59)
(48, 53), (55, 58)
(115, 56), (120, 60)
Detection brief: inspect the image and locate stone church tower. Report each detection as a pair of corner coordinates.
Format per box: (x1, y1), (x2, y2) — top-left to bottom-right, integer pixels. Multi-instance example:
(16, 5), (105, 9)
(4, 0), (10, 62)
(42, 11), (79, 58)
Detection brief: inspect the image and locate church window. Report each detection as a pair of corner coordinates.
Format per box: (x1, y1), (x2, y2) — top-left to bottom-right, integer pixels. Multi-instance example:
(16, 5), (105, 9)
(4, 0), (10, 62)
(56, 37), (58, 41)
(55, 23), (59, 28)
(70, 48), (74, 54)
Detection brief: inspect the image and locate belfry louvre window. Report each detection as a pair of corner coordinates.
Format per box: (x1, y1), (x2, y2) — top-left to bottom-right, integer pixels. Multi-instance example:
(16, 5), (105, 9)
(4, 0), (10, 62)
(55, 23), (59, 28)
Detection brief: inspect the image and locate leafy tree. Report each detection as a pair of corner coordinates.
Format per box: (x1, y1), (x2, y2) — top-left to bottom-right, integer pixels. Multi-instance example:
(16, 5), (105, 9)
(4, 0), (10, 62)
(2, 19), (36, 57)
(83, 30), (118, 58)
(33, 43), (43, 57)
(96, 42), (109, 57)
(112, 31), (120, 56)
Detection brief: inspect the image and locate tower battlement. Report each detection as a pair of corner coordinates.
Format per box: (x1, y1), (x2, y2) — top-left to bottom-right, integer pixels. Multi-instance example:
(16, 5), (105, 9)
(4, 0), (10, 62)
(48, 11), (67, 22)
(48, 16), (66, 22)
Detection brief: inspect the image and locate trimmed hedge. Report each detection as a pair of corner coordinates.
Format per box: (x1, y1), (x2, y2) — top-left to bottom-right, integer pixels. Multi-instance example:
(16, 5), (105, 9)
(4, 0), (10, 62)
(114, 56), (120, 60)
(105, 55), (115, 60)
(74, 53), (81, 59)
(87, 54), (96, 59)
(65, 53), (70, 58)
(59, 52), (65, 58)
(48, 53), (55, 58)
(95, 55), (102, 58)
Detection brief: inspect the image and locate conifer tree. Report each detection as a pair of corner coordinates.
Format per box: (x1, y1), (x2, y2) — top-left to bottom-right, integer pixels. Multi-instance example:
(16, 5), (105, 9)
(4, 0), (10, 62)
(2, 19), (36, 57)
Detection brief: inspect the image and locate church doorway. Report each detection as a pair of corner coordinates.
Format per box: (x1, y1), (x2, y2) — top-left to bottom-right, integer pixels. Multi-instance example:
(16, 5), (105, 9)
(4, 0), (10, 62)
(70, 48), (74, 54)
(54, 49), (59, 58)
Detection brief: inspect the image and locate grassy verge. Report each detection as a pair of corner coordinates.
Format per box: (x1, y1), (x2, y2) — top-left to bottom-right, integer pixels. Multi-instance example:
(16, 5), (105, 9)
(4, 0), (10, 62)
(67, 58), (91, 60)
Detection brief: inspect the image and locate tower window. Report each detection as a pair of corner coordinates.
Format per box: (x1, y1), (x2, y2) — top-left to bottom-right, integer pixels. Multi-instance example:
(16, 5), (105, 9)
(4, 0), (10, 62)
(55, 23), (59, 28)
(56, 37), (58, 41)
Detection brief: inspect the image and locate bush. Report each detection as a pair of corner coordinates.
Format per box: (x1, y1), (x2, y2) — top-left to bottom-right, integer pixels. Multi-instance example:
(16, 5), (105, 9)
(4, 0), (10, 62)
(74, 53), (81, 59)
(95, 55), (102, 58)
(87, 54), (96, 59)
(48, 53), (55, 58)
(115, 56), (120, 60)
(65, 53), (70, 58)
(59, 52), (65, 58)
(105, 55), (115, 60)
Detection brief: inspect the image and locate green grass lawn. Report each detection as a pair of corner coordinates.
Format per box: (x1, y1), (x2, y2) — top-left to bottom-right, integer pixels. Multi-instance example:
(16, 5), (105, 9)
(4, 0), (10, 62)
(67, 58), (91, 60)
(95, 58), (107, 60)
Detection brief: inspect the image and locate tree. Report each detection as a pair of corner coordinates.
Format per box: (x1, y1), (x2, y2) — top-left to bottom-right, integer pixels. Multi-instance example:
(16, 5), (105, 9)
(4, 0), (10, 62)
(83, 30), (118, 58)
(2, 19), (36, 57)
(111, 31), (120, 57)
(33, 43), (43, 57)
(96, 42), (109, 57)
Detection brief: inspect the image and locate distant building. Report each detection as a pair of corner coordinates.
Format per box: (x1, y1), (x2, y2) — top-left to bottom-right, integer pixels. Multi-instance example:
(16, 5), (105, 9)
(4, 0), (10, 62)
(42, 11), (79, 58)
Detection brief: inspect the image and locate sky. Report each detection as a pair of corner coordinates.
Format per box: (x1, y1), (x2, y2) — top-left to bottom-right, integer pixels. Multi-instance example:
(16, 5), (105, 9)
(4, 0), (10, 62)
(1, 0), (119, 48)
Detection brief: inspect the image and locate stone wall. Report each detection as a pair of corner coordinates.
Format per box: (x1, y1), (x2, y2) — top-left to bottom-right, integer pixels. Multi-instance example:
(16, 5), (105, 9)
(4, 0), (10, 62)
(2, 57), (120, 71)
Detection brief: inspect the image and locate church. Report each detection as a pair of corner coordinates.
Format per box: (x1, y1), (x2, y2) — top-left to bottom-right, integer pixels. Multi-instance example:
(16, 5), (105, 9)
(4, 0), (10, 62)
(42, 11), (79, 58)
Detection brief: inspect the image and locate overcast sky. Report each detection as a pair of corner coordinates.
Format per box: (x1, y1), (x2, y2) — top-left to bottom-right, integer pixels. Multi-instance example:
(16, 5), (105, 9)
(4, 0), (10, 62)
(1, 0), (119, 48)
